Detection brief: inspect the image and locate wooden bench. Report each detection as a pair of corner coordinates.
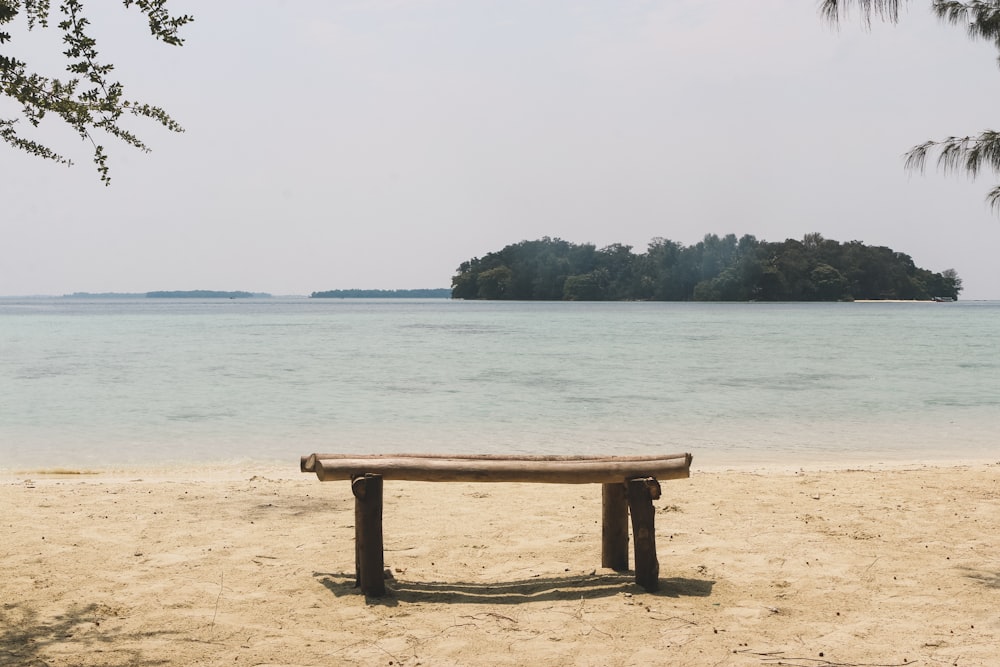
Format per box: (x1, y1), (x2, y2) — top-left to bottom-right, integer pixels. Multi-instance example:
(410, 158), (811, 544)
(300, 452), (693, 597)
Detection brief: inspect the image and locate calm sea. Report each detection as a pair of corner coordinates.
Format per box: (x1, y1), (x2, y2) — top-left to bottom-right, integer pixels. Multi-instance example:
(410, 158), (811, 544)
(1, 298), (997, 471)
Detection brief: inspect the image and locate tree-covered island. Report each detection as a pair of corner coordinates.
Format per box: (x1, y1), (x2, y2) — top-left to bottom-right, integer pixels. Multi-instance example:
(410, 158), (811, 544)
(451, 234), (962, 302)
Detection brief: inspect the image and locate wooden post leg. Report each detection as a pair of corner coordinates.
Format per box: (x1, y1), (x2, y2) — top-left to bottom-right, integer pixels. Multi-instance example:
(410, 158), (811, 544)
(351, 474), (385, 597)
(354, 494), (361, 588)
(626, 477), (661, 592)
(601, 482), (629, 571)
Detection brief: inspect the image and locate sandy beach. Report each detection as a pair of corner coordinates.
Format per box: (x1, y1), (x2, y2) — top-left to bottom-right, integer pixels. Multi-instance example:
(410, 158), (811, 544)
(2, 461), (998, 666)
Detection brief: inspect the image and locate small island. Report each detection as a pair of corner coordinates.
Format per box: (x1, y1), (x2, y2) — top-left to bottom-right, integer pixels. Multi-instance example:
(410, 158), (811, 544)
(451, 234), (963, 302)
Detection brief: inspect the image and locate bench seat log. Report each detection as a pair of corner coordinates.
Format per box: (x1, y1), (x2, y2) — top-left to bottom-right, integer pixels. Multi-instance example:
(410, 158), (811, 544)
(302, 451), (690, 474)
(309, 454), (691, 484)
(302, 452), (692, 597)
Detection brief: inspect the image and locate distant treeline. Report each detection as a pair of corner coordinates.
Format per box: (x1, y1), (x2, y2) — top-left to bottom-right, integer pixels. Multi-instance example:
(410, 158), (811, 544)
(146, 291), (268, 298)
(311, 289), (450, 298)
(65, 291), (270, 298)
(65, 292), (143, 298)
(451, 234), (963, 301)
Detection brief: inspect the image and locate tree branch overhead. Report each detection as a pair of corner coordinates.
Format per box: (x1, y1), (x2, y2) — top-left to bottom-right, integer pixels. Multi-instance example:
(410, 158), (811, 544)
(0, 0), (191, 184)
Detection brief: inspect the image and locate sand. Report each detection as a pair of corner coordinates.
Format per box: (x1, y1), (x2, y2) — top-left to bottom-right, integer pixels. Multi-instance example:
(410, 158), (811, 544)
(2, 461), (998, 666)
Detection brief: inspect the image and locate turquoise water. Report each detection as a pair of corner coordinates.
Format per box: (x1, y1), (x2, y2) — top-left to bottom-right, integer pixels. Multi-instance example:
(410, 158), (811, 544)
(1, 298), (998, 470)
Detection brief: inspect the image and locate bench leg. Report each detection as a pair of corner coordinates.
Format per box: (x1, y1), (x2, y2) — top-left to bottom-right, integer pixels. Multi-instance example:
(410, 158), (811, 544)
(352, 474), (386, 597)
(627, 477), (661, 592)
(601, 483), (629, 571)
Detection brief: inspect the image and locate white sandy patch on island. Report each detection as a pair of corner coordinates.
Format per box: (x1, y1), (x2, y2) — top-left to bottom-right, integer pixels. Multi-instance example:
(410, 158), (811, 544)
(2, 463), (998, 666)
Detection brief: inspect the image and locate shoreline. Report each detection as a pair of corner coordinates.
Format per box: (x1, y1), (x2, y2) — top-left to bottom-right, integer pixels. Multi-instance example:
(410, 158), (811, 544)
(851, 298), (941, 303)
(4, 454), (999, 484)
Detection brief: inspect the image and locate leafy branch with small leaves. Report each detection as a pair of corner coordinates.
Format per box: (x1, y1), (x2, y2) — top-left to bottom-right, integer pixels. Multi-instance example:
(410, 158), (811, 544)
(0, 0), (191, 184)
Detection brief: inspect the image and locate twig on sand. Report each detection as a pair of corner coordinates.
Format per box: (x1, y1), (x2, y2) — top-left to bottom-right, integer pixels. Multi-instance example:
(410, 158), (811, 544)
(460, 612), (518, 625)
(334, 639), (405, 663)
(734, 649), (916, 667)
(211, 571), (224, 631)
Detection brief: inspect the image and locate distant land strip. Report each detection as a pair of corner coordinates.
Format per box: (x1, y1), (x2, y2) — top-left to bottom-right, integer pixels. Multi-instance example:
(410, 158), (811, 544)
(65, 291), (271, 299)
(146, 290), (266, 298)
(310, 289), (450, 298)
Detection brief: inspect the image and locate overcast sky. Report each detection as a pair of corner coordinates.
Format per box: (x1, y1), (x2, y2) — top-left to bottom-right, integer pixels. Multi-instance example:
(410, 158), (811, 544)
(3, 1), (1000, 298)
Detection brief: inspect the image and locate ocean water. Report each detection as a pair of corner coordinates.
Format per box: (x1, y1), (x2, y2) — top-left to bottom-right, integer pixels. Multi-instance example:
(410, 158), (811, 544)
(1, 297), (998, 471)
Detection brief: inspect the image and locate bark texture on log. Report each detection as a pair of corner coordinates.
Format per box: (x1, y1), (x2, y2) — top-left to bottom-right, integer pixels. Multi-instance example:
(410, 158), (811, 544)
(302, 452), (691, 472)
(312, 454), (691, 483)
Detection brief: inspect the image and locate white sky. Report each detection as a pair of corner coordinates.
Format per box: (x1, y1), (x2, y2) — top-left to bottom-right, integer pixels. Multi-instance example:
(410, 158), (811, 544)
(3, 1), (1000, 298)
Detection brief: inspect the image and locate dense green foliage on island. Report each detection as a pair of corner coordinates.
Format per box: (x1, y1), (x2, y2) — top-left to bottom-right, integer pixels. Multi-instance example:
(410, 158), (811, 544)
(451, 234), (963, 302)
(310, 289), (450, 298)
(145, 291), (268, 299)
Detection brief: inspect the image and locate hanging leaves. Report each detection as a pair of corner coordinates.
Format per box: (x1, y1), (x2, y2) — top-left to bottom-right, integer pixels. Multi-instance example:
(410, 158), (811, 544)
(0, 0), (192, 184)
